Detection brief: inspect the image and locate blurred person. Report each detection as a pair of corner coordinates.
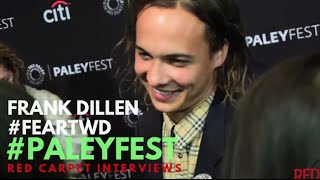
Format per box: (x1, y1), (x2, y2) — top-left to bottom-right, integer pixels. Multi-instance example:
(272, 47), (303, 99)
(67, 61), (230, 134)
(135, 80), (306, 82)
(222, 54), (320, 178)
(0, 42), (87, 178)
(116, 0), (252, 178)
(0, 80), (68, 179)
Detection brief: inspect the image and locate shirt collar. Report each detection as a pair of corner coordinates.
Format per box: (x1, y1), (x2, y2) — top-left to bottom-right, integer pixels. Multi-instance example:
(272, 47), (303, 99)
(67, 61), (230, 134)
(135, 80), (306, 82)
(163, 92), (215, 150)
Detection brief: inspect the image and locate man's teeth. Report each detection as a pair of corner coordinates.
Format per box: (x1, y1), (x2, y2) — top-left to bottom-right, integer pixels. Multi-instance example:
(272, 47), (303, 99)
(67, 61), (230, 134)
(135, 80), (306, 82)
(155, 89), (176, 95)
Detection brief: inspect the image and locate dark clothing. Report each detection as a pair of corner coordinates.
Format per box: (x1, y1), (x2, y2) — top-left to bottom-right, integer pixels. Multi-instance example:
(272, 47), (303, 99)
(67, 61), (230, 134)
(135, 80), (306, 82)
(137, 88), (235, 179)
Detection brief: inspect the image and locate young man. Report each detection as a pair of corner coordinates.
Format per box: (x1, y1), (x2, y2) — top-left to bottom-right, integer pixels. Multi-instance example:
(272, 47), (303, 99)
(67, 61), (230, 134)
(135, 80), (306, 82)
(118, 0), (251, 178)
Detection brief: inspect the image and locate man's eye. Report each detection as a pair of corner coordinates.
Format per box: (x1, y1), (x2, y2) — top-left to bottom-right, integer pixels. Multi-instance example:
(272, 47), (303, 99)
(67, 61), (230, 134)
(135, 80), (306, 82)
(169, 59), (190, 67)
(138, 52), (151, 60)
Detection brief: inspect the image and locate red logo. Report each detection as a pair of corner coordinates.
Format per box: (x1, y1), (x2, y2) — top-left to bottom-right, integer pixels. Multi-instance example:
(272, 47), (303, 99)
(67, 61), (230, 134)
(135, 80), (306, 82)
(294, 160), (320, 179)
(43, 0), (71, 24)
(294, 168), (320, 179)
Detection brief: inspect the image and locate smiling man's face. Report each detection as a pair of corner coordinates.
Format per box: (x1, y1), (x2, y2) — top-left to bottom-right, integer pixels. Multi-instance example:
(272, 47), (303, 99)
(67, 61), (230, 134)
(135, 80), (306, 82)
(134, 6), (224, 120)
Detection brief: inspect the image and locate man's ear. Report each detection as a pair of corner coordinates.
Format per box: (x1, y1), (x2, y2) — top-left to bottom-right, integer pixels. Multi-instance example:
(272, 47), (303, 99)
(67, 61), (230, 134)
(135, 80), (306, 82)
(211, 41), (229, 70)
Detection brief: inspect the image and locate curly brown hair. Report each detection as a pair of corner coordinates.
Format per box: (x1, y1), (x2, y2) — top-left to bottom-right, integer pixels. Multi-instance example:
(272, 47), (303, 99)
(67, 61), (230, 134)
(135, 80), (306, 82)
(0, 42), (24, 84)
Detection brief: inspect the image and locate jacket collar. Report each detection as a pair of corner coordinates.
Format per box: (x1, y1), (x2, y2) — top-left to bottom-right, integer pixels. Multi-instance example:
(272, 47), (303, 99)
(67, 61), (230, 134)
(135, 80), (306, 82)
(138, 88), (232, 179)
(194, 89), (229, 178)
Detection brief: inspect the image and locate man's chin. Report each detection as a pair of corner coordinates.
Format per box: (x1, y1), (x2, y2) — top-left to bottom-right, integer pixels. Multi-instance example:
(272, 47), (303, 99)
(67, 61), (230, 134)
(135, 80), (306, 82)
(152, 102), (179, 113)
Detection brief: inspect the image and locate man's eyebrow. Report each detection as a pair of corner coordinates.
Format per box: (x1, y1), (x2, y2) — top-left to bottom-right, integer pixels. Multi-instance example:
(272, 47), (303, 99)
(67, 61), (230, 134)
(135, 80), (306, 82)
(162, 54), (194, 60)
(135, 45), (148, 53)
(135, 45), (154, 59)
(135, 45), (194, 60)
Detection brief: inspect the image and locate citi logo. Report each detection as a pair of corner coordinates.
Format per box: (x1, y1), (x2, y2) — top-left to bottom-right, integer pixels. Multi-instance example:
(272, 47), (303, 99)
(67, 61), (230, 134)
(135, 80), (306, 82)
(43, 0), (71, 23)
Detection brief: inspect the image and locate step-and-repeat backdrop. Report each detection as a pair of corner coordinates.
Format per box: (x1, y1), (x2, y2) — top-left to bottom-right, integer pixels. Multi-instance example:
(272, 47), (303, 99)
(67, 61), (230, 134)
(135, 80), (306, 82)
(1, 0), (319, 179)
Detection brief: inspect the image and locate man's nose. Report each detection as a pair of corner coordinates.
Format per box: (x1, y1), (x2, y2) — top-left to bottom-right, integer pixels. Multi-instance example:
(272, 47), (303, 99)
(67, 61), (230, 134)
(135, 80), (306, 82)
(146, 60), (170, 86)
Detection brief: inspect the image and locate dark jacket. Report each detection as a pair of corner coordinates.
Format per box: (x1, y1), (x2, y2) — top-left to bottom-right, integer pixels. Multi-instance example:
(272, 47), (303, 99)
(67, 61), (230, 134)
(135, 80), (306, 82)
(137, 89), (235, 179)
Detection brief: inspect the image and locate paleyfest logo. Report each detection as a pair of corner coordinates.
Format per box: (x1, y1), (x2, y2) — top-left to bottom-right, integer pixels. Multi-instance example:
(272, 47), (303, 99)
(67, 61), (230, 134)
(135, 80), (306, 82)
(26, 64), (46, 85)
(103, 0), (124, 16)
